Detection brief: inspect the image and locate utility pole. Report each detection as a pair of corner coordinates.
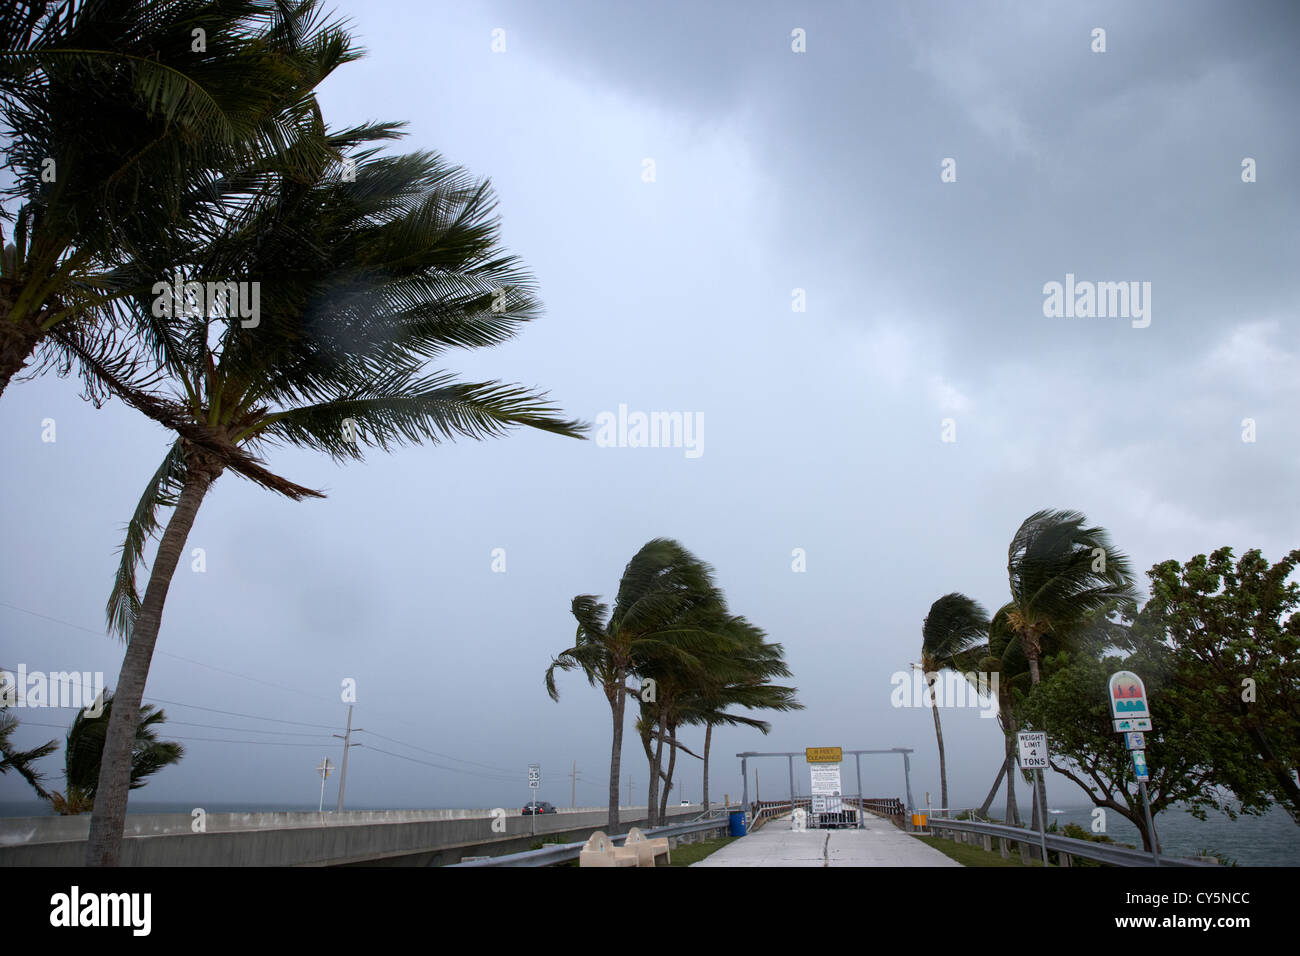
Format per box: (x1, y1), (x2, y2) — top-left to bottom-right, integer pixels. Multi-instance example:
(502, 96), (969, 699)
(627, 775), (632, 806)
(571, 760), (576, 808)
(332, 705), (363, 812)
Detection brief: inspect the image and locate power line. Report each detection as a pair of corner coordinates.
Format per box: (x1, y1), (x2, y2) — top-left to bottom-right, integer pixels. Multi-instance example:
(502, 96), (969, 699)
(359, 745), (518, 782)
(142, 698), (338, 730)
(168, 735), (330, 747)
(357, 730), (519, 776)
(0, 601), (337, 705)
(165, 720), (334, 738)
(1, 603), (551, 785)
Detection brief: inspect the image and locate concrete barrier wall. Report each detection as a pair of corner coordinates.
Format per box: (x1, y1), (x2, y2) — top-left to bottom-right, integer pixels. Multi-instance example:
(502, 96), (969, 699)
(0, 806), (697, 867)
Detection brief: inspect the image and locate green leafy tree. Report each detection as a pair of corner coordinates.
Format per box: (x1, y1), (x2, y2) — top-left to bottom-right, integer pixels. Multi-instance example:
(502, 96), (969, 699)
(1018, 648), (1242, 852)
(1127, 547), (1300, 824)
(85, 135), (583, 866)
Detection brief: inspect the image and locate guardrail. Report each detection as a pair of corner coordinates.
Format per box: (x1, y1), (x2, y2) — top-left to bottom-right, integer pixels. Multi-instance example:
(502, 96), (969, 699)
(925, 817), (1220, 867)
(447, 816), (732, 867)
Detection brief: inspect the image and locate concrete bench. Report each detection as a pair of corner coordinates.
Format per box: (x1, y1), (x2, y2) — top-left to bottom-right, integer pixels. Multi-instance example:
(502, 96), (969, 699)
(623, 827), (671, 866)
(579, 831), (637, 867)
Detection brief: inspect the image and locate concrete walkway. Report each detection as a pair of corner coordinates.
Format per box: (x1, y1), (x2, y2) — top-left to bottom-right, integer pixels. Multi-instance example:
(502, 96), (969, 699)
(691, 813), (961, 867)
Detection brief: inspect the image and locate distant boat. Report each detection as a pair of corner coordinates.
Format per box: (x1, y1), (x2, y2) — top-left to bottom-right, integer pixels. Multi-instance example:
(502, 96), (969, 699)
(1048, 809), (1066, 814)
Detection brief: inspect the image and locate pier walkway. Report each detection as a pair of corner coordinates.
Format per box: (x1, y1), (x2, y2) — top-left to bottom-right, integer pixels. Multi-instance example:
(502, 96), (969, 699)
(691, 812), (961, 867)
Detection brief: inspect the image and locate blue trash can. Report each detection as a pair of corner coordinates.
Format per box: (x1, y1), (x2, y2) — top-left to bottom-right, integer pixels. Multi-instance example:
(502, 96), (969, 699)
(729, 810), (748, 837)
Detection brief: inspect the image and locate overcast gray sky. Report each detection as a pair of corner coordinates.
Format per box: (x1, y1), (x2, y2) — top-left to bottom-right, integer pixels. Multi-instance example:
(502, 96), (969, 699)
(2, 0), (1298, 815)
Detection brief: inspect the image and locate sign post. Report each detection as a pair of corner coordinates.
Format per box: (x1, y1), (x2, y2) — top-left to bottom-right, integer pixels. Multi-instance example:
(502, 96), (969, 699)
(315, 758), (334, 813)
(1108, 671), (1159, 866)
(528, 763), (541, 837)
(1016, 731), (1049, 866)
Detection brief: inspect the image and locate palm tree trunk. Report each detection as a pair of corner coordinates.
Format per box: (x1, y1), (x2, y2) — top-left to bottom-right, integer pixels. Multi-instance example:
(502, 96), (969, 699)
(928, 675), (948, 816)
(1023, 641), (1050, 828)
(702, 721), (713, 810)
(0, 305), (46, 397)
(608, 680), (626, 830)
(1002, 706), (1021, 826)
(658, 723), (677, 821)
(84, 459), (218, 865)
(646, 726), (663, 827)
(978, 755), (1008, 818)
(1004, 765), (1020, 826)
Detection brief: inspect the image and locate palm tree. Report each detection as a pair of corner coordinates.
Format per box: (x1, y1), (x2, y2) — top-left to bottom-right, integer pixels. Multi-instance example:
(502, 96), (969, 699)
(920, 593), (990, 817)
(974, 604), (1029, 824)
(636, 596), (741, 825)
(0, 703), (57, 802)
(546, 538), (722, 830)
(47, 692), (183, 814)
(1004, 509), (1137, 823)
(0, 0), (352, 396)
(682, 622), (801, 812)
(83, 136), (584, 866)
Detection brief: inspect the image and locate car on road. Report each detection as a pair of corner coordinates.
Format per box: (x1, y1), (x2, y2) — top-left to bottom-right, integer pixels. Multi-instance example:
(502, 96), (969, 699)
(522, 801), (557, 815)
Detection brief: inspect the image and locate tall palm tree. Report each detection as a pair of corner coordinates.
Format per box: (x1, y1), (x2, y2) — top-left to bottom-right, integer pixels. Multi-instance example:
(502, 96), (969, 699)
(676, 617), (800, 811)
(48, 692), (182, 815)
(546, 538), (720, 830)
(83, 137), (584, 865)
(636, 596), (741, 825)
(1004, 509), (1137, 822)
(0, 704), (57, 802)
(0, 0), (351, 396)
(921, 593), (990, 817)
(974, 604), (1029, 824)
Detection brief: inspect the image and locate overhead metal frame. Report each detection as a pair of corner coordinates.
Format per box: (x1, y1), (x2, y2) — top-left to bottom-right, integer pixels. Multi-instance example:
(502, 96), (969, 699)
(736, 749), (916, 830)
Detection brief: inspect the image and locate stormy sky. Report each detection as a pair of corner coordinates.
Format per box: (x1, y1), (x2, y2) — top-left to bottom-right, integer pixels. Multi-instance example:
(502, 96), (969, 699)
(2, 0), (1297, 816)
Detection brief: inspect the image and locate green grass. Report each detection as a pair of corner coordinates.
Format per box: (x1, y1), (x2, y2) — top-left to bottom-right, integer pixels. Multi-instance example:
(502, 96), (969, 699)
(914, 835), (1049, 867)
(667, 836), (737, 867)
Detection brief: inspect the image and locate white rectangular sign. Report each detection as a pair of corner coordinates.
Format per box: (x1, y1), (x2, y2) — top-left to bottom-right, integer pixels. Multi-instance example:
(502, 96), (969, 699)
(1017, 731), (1048, 769)
(810, 763), (842, 814)
(528, 763), (540, 789)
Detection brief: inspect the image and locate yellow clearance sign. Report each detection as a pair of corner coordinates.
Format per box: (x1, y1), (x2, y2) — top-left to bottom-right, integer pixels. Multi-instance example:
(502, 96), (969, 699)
(805, 747), (842, 763)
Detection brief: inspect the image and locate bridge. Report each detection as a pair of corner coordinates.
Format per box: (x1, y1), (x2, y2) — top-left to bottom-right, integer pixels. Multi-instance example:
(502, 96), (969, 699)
(0, 804), (697, 867)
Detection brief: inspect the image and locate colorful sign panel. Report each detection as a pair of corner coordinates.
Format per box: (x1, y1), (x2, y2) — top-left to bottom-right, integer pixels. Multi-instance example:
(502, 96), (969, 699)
(1132, 750), (1149, 781)
(1108, 671), (1151, 721)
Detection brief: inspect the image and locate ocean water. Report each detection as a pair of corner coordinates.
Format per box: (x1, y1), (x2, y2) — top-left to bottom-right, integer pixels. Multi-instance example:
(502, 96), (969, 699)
(997, 803), (1300, 867)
